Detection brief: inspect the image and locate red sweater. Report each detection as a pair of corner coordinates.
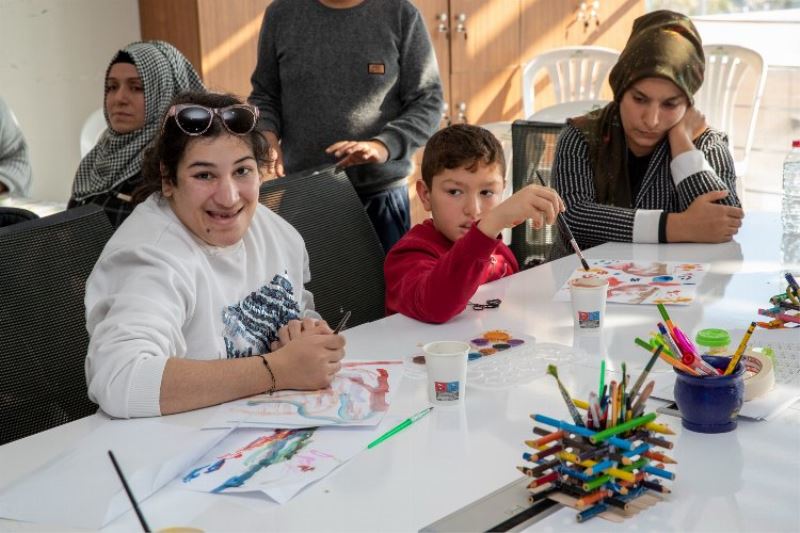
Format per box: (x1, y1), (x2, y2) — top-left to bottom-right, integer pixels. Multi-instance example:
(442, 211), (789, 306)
(384, 219), (519, 323)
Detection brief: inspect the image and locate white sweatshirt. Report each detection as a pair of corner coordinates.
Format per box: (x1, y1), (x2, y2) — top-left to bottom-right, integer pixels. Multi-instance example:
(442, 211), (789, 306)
(85, 195), (315, 418)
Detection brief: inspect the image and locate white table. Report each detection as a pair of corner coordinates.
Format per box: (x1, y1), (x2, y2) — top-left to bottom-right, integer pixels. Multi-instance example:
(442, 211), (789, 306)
(1, 213), (798, 532)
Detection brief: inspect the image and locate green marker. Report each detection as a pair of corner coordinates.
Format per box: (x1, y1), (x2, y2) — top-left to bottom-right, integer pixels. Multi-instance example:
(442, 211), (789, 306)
(367, 407), (433, 449)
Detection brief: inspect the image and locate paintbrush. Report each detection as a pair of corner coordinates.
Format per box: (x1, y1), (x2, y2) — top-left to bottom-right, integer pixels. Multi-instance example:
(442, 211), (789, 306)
(333, 310), (351, 334)
(535, 171), (590, 271)
(546, 364), (585, 427)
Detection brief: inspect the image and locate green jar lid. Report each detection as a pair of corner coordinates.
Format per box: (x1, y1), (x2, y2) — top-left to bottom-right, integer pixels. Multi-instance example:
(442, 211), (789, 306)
(695, 328), (731, 347)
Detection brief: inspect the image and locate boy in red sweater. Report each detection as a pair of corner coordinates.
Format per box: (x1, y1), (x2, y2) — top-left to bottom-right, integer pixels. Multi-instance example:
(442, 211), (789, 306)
(384, 124), (564, 323)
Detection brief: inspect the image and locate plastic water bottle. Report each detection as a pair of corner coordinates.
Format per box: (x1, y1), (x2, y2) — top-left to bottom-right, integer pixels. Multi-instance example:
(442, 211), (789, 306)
(782, 140), (800, 234)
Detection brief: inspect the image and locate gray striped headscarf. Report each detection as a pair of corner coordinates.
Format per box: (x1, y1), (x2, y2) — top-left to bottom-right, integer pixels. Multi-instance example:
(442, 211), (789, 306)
(71, 41), (205, 201)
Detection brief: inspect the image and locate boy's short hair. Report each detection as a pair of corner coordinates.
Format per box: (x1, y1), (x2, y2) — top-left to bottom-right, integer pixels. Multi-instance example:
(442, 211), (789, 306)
(421, 124), (506, 188)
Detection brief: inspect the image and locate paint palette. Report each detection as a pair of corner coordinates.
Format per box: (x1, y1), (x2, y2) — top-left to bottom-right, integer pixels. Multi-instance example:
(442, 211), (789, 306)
(468, 330), (527, 361)
(467, 342), (578, 390)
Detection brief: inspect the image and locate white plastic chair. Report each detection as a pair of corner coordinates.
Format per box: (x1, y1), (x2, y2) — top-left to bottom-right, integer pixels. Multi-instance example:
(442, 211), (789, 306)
(521, 46), (620, 119)
(79, 108), (107, 157)
(694, 44), (767, 180)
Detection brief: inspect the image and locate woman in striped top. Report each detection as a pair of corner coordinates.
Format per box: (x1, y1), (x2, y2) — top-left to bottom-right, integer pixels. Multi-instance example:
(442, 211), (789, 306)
(553, 10), (744, 251)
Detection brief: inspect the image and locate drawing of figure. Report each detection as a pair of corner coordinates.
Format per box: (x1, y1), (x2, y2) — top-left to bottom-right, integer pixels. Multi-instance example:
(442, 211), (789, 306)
(607, 261), (669, 277)
(607, 283), (660, 304)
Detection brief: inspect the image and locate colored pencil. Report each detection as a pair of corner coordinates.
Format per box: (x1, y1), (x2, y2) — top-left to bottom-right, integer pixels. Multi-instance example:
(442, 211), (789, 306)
(723, 321), (757, 375)
(630, 381), (654, 417)
(598, 359), (606, 399)
(590, 412), (657, 443)
(629, 345), (662, 400)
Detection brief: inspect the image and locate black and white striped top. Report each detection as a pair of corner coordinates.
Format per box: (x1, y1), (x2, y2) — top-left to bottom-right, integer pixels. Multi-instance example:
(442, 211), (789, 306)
(553, 123), (739, 249)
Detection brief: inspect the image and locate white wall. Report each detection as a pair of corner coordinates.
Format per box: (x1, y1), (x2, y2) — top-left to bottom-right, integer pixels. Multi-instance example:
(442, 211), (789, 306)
(0, 0), (141, 201)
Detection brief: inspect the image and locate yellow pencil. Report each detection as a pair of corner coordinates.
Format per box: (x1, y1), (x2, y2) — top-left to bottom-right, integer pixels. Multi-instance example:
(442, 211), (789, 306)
(724, 322), (757, 375)
(645, 421), (676, 435)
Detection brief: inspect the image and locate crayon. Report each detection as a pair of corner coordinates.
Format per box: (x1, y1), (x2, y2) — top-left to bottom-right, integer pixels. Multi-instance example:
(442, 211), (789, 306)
(576, 489), (611, 509)
(724, 321), (757, 375)
(577, 502), (608, 522)
(641, 479), (671, 494)
(643, 450), (676, 464)
(643, 464), (675, 480)
(590, 412), (657, 444)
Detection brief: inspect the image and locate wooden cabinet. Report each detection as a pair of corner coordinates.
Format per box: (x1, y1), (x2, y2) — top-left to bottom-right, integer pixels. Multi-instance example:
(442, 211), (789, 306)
(138, 0), (272, 99)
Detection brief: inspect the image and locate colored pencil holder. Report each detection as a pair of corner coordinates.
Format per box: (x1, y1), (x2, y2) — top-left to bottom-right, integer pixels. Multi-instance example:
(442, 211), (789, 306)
(673, 355), (745, 434)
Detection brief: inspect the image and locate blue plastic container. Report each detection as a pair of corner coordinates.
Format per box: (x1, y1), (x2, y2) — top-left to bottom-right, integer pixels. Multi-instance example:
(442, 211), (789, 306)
(673, 355), (745, 433)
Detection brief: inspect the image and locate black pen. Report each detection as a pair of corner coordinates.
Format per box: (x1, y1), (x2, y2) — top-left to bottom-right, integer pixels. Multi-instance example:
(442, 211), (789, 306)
(534, 171), (590, 271)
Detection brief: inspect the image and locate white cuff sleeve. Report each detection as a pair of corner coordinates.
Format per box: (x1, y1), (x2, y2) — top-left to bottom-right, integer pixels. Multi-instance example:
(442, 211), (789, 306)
(633, 209), (663, 243)
(126, 356), (168, 418)
(670, 149), (713, 186)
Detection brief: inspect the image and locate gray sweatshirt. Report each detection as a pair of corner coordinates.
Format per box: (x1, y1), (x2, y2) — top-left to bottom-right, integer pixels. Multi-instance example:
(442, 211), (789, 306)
(249, 0), (443, 194)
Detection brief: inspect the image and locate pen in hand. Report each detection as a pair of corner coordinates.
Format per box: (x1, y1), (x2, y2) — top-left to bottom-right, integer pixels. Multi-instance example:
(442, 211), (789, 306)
(534, 171), (590, 271)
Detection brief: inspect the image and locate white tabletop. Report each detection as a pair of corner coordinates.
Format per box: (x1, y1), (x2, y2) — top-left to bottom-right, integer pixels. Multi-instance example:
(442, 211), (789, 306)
(1, 212), (798, 532)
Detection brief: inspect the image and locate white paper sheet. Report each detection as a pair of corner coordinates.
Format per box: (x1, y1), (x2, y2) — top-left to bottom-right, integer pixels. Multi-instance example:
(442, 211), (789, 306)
(180, 419), (397, 503)
(203, 360), (403, 429)
(0, 419), (230, 529)
(553, 259), (709, 305)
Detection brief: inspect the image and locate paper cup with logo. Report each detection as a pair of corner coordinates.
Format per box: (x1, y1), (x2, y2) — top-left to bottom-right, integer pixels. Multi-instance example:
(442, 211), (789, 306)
(569, 277), (609, 333)
(423, 341), (470, 406)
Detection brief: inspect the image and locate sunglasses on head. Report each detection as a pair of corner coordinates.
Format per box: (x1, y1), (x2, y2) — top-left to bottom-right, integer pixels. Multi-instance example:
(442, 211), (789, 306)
(162, 104), (259, 136)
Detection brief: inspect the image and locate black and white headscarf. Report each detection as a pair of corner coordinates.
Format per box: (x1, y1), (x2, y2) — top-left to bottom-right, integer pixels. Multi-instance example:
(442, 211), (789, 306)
(71, 41), (205, 202)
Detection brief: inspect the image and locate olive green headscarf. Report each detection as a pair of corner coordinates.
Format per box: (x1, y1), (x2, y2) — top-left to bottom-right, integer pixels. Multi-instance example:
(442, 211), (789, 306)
(568, 10), (704, 207)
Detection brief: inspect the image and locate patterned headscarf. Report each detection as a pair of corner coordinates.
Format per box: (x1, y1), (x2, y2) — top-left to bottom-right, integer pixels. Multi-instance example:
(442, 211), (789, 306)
(71, 41), (205, 201)
(568, 11), (704, 207)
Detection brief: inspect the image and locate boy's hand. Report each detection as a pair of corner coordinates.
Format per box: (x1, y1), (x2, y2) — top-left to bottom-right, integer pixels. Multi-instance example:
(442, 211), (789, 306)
(477, 184), (564, 238)
(270, 318), (334, 352)
(269, 334), (346, 390)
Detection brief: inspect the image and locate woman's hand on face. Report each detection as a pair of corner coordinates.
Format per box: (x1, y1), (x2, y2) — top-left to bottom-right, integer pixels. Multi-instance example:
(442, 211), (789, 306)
(270, 318), (333, 351)
(669, 106), (708, 143)
(270, 334), (346, 390)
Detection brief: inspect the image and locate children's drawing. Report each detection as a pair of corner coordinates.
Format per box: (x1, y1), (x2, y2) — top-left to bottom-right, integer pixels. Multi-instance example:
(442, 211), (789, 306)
(554, 259), (709, 305)
(180, 426), (381, 503)
(204, 360), (403, 429)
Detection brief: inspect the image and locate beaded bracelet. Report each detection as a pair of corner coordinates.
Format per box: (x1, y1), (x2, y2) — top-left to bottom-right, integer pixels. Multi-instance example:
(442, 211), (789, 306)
(256, 354), (276, 395)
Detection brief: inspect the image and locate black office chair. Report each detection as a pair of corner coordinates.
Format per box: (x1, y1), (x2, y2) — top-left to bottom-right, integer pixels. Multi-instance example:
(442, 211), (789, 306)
(0, 206), (38, 228)
(510, 120), (567, 269)
(259, 165), (386, 328)
(0, 205), (113, 444)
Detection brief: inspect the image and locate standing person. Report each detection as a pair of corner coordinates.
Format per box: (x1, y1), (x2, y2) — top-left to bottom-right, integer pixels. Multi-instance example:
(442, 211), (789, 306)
(553, 10), (744, 250)
(249, 0), (444, 252)
(0, 96), (32, 197)
(69, 40), (205, 227)
(85, 92), (345, 419)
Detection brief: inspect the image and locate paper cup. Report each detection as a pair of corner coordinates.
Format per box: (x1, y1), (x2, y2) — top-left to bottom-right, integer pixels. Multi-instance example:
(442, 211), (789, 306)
(423, 341), (470, 406)
(569, 278), (609, 333)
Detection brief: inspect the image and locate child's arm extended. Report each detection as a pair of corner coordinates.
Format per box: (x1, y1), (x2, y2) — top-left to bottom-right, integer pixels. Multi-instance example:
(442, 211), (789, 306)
(384, 227), (504, 324)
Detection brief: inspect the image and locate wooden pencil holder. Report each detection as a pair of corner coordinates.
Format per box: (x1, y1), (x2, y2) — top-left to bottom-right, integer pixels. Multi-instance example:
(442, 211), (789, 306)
(520, 395), (676, 523)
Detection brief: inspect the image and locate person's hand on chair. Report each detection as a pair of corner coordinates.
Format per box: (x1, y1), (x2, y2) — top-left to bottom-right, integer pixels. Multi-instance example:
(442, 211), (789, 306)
(326, 140), (389, 170)
(262, 131), (285, 179)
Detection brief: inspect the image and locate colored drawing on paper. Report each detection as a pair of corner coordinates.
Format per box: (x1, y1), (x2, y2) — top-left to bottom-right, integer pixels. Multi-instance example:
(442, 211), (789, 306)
(205, 360), (403, 428)
(554, 259), (709, 305)
(180, 426), (376, 502)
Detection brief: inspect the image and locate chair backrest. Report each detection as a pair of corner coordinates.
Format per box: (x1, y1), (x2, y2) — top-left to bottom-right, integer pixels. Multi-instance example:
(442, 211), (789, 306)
(0, 206), (38, 228)
(80, 108), (106, 157)
(259, 165), (386, 328)
(0, 205), (113, 444)
(694, 44), (767, 178)
(510, 120), (566, 269)
(522, 46), (620, 118)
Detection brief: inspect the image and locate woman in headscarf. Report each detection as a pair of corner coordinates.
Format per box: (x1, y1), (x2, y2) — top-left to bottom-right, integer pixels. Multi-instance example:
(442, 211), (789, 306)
(553, 10), (744, 250)
(68, 41), (205, 227)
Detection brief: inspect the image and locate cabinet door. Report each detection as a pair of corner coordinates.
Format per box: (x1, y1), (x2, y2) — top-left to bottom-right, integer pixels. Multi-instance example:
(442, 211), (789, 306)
(412, 0), (451, 123)
(449, 0), (521, 124)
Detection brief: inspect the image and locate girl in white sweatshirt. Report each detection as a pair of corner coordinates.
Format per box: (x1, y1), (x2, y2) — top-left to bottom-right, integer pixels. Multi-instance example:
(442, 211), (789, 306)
(85, 92), (345, 418)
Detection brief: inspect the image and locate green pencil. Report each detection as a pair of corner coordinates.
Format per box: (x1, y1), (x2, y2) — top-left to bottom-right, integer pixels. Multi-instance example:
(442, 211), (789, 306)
(367, 407), (433, 449)
(589, 412), (657, 443)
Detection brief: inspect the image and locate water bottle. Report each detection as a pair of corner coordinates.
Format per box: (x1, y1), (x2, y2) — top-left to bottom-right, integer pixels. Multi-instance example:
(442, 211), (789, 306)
(782, 140), (800, 233)
(781, 140), (800, 264)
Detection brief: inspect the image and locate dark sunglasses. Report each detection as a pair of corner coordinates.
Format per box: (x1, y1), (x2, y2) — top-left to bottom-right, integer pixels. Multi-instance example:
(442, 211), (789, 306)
(469, 298), (502, 311)
(162, 104), (259, 136)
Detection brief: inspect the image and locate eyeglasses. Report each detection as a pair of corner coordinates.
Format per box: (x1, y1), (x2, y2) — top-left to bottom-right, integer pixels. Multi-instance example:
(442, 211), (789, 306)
(162, 104), (259, 136)
(469, 298), (502, 311)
